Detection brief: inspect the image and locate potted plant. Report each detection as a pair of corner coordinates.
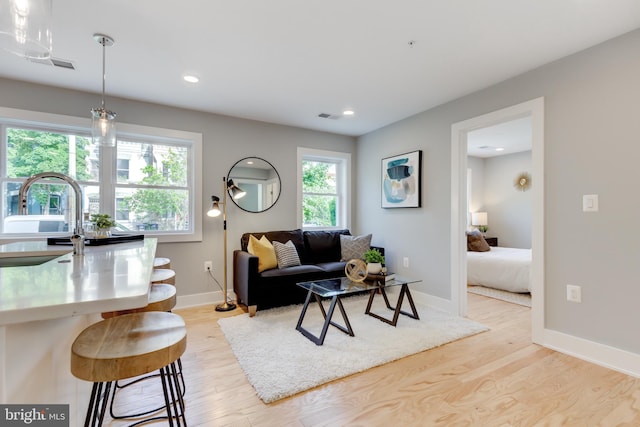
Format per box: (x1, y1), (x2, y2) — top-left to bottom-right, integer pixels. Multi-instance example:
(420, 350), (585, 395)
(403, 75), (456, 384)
(363, 248), (385, 275)
(91, 213), (116, 238)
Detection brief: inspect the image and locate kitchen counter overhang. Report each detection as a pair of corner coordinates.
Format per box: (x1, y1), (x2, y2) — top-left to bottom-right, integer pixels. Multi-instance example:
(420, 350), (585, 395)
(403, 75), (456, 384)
(0, 238), (157, 325)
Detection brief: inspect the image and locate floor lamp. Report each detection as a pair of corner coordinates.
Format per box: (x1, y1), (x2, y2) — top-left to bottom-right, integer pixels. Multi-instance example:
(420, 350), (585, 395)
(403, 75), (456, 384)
(208, 177), (246, 311)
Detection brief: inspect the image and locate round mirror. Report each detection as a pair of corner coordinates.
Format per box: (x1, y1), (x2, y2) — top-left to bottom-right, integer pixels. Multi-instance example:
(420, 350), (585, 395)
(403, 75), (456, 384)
(227, 157), (281, 213)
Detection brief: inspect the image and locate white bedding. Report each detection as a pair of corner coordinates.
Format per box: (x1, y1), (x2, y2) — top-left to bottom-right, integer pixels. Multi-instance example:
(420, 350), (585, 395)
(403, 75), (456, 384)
(467, 247), (531, 293)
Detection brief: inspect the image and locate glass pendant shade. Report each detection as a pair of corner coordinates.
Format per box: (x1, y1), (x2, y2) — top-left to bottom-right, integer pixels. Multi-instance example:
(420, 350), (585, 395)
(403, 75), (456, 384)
(91, 34), (116, 147)
(91, 107), (116, 147)
(0, 0), (53, 59)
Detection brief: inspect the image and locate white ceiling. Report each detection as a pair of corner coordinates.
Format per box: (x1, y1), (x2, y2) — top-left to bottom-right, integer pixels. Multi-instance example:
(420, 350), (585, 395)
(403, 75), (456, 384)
(467, 116), (532, 158)
(1, 1), (640, 137)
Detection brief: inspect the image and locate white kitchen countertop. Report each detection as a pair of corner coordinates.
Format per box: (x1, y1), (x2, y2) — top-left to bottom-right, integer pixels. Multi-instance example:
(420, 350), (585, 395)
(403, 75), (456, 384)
(0, 238), (157, 325)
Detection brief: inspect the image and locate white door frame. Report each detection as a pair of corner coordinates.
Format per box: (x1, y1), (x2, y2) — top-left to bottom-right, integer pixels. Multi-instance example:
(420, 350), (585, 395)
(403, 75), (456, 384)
(450, 97), (545, 344)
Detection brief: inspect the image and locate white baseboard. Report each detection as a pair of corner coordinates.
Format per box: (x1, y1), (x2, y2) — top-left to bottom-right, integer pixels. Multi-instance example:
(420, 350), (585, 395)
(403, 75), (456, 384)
(543, 329), (640, 379)
(175, 291), (235, 310)
(411, 290), (456, 314)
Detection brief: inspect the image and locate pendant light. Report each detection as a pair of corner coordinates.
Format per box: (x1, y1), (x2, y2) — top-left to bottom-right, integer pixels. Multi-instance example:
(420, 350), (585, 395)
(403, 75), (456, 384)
(91, 33), (116, 147)
(0, 0), (53, 59)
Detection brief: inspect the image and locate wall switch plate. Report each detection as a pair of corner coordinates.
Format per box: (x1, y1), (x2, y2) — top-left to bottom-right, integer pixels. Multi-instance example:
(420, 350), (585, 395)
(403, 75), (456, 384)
(566, 284), (582, 303)
(204, 261), (213, 272)
(403, 257), (409, 268)
(583, 194), (598, 212)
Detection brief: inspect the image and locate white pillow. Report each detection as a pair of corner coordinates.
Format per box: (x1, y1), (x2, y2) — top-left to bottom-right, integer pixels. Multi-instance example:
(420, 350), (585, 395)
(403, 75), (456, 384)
(272, 240), (302, 268)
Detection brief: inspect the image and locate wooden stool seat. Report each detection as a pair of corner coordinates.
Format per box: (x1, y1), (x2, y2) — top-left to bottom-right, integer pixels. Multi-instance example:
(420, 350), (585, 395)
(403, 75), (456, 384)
(71, 311), (186, 383)
(153, 257), (171, 269)
(151, 268), (176, 286)
(101, 284), (177, 319)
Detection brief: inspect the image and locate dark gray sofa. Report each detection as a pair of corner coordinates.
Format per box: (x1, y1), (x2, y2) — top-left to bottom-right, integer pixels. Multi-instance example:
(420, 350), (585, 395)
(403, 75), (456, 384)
(233, 228), (382, 313)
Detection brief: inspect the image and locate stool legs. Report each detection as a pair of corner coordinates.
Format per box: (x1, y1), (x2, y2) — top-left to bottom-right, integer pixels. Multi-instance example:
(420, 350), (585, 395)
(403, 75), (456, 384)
(84, 382), (112, 427)
(85, 363), (186, 426)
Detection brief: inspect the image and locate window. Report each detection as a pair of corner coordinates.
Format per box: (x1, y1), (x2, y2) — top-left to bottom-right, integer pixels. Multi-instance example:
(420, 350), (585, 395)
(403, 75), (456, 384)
(297, 147), (350, 230)
(0, 107), (203, 242)
(116, 159), (130, 180)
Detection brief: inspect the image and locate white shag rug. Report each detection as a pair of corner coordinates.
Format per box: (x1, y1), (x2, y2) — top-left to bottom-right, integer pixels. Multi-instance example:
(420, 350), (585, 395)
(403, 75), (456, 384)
(468, 285), (532, 307)
(218, 293), (488, 403)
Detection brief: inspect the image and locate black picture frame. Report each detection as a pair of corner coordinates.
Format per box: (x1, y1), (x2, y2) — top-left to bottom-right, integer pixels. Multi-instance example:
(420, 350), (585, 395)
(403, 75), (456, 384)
(381, 150), (422, 208)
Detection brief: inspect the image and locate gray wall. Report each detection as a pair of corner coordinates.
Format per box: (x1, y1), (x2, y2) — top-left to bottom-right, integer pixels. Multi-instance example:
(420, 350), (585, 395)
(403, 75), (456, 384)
(0, 78), (356, 299)
(483, 151), (532, 249)
(357, 28), (640, 354)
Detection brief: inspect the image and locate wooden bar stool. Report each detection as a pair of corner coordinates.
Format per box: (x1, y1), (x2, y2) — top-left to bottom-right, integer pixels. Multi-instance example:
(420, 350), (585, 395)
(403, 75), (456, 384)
(99, 284), (183, 420)
(154, 257), (171, 269)
(71, 311), (187, 426)
(101, 284), (177, 319)
(151, 268), (176, 286)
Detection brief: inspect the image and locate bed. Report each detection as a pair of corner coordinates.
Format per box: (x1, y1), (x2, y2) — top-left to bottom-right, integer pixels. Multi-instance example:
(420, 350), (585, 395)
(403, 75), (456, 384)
(467, 246), (531, 293)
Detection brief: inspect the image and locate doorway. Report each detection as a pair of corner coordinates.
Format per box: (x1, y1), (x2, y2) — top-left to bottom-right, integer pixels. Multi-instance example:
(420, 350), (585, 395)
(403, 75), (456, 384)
(450, 98), (544, 343)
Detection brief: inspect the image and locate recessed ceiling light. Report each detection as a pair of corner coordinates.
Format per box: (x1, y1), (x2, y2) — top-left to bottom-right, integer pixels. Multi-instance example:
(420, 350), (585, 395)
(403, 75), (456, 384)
(343, 109), (355, 116)
(495, 147), (505, 152)
(183, 75), (199, 83)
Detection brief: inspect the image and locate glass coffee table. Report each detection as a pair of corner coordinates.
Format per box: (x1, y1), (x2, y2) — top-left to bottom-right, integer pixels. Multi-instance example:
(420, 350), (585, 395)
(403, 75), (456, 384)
(295, 276), (421, 345)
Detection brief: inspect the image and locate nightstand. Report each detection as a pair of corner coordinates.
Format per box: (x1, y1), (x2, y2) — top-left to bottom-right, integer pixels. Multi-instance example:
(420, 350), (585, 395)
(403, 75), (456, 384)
(484, 237), (498, 247)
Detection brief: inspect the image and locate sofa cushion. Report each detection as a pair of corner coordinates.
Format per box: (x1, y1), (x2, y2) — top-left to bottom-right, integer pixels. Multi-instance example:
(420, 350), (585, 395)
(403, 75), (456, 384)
(273, 240), (302, 268)
(340, 234), (372, 261)
(260, 264), (324, 278)
(247, 235), (278, 272)
(303, 229), (350, 263)
(316, 261), (347, 274)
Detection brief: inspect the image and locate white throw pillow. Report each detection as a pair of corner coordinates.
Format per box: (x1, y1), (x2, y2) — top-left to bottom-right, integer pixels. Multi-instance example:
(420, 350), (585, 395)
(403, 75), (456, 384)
(272, 240), (302, 269)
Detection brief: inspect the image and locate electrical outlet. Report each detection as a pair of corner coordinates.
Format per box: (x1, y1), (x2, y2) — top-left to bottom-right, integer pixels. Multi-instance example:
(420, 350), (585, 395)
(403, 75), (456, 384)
(204, 261), (213, 272)
(403, 257), (409, 268)
(566, 284), (582, 303)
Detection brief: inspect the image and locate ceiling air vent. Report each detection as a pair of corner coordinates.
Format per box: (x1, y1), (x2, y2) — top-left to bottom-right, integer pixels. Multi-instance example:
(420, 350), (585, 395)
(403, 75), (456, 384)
(51, 58), (75, 70)
(317, 113), (340, 120)
(26, 56), (75, 70)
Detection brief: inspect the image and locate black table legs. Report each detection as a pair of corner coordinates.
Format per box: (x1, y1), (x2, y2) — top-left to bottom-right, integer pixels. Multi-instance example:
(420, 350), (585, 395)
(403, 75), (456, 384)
(296, 290), (354, 345)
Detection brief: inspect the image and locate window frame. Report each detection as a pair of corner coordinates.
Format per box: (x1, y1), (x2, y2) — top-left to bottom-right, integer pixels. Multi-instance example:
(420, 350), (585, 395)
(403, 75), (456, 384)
(0, 106), (203, 243)
(297, 147), (351, 230)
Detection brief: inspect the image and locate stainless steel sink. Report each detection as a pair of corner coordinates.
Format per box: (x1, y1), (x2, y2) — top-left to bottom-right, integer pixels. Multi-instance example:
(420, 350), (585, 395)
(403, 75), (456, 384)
(0, 254), (62, 268)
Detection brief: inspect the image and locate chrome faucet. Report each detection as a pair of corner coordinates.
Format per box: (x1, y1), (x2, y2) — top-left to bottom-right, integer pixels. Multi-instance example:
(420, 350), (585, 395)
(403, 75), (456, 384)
(19, 172), (85, 255)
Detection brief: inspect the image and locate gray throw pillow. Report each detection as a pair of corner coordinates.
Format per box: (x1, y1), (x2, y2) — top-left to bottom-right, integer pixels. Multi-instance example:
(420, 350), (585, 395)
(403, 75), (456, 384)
(340, 234), (372, 261)
(272, 240), (302, 268)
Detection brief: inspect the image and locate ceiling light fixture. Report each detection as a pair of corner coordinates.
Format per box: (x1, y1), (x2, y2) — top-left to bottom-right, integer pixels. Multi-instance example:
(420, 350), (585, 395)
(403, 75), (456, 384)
(90, 33), (116, 147)
(0, 0), (53, 59)
(183, 75), (199, 83)
(343, 109), (355, 116)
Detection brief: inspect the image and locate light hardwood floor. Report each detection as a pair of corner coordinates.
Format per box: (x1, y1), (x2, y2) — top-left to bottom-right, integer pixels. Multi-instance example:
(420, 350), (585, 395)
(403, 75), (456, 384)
(108, 293), (640, 426)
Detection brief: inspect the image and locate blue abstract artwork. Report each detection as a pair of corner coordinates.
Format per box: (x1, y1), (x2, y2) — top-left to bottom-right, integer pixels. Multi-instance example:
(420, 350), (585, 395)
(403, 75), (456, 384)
(381, 150), (422, 208)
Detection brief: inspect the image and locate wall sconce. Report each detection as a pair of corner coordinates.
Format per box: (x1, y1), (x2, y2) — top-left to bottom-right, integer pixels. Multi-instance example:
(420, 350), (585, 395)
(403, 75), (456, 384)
(207, 177), (246, 311)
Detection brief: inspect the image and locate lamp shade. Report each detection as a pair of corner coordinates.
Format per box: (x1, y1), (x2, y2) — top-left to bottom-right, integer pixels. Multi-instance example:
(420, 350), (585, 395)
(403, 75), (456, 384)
(471, 212), (488, 226)
(0, 0), (53, 59)
(227, 179), (246, 200)
(91, 108), (116, 147)
(207, 196), (221, 217)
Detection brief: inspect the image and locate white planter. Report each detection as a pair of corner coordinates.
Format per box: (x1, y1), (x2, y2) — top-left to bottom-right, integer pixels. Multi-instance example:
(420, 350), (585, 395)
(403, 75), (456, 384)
(367, 262), (382, 275)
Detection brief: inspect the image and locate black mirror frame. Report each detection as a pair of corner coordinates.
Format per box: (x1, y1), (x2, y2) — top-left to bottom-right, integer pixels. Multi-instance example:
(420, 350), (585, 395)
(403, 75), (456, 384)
(227, 157), (281, 213)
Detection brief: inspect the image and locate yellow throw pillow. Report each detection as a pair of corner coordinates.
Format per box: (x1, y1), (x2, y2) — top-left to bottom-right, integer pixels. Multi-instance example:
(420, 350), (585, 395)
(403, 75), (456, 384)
(247, 235), (278, 272)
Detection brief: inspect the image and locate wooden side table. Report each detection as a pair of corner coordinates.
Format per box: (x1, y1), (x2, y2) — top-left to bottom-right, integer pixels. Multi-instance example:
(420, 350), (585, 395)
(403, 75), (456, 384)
(484, 237), (498, 247)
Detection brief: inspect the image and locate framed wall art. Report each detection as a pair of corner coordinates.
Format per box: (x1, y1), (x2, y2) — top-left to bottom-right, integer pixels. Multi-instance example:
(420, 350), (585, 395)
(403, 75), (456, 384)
(381, 150), (422, 208)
